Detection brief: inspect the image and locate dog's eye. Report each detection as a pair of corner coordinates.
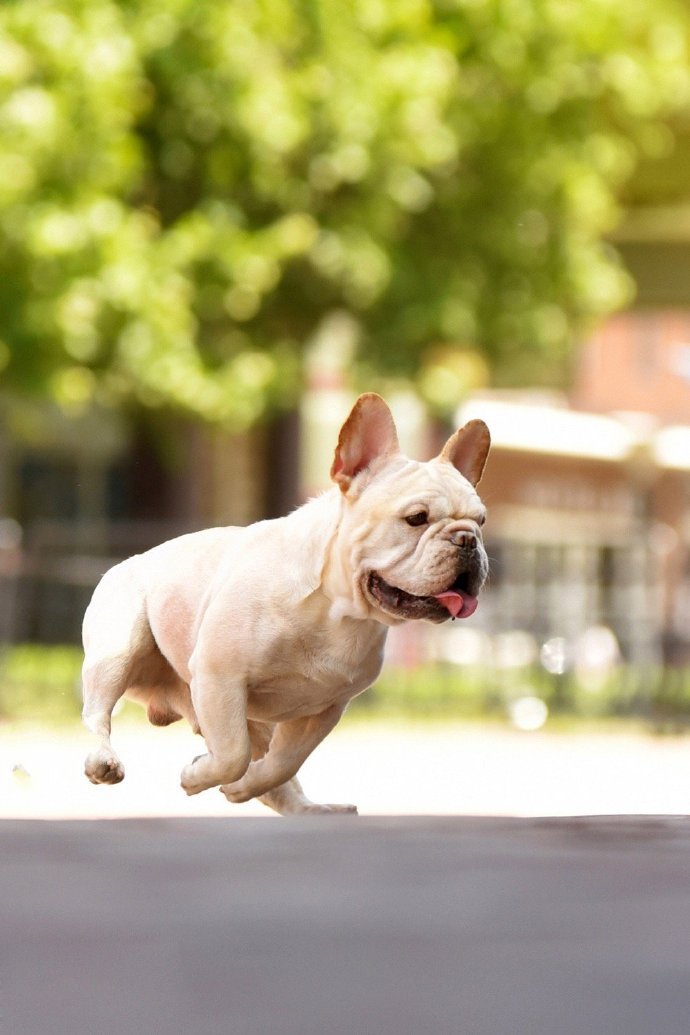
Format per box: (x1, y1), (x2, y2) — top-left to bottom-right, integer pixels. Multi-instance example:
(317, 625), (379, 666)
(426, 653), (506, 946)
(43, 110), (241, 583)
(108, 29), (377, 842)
(477, 513), (486, 527)
(405, 512), (428, 528)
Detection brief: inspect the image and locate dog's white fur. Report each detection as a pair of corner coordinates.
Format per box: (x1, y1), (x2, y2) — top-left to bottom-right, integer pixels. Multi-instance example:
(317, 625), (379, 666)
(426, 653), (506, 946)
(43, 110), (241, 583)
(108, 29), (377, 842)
(81, 393), (490, 815)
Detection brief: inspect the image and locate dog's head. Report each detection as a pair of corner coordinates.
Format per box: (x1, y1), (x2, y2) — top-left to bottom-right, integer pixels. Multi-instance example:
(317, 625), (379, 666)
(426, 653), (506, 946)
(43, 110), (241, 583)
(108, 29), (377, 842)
(331, 393), (490, 625)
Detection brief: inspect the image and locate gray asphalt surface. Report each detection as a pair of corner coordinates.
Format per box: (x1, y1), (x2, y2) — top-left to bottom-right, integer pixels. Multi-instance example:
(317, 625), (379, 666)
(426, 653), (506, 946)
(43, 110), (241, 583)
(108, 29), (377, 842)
(3, 815), (690, 1035)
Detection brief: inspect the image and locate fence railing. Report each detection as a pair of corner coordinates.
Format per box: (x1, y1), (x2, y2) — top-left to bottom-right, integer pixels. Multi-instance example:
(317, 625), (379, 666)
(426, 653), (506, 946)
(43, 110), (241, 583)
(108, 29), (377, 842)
(0, 520), (197, 645)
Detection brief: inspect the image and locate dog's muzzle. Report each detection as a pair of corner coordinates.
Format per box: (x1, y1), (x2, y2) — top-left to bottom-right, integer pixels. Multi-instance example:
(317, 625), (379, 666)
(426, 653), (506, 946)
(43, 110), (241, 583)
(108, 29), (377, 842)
(367, 541), (488, 624)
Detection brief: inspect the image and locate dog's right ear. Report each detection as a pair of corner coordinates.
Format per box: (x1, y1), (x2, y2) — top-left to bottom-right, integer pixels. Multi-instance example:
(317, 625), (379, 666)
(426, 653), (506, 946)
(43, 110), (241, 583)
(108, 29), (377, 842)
(331, 393), (400, 492)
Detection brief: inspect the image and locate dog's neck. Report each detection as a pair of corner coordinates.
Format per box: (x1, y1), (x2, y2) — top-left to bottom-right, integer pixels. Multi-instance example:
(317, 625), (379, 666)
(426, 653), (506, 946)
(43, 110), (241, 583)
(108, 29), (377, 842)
(282, 490), (386, 626)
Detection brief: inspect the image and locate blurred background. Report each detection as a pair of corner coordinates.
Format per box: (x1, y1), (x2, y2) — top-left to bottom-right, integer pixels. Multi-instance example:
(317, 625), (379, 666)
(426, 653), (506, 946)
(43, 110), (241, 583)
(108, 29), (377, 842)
(1, 0), (690, 756)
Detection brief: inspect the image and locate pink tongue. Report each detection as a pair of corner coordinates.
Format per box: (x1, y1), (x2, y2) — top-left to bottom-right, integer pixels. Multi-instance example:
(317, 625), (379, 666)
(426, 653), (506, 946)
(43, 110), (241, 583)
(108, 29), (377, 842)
(434, 590), (478, 619)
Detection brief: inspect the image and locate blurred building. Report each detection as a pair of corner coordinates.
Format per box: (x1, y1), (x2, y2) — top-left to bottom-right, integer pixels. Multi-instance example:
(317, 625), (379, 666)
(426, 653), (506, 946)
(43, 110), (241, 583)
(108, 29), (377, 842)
(572, 310), (690, 424)
(459, 391), (689, 669)
(457, 309), (690, 670)
(0, 398), (290, 643)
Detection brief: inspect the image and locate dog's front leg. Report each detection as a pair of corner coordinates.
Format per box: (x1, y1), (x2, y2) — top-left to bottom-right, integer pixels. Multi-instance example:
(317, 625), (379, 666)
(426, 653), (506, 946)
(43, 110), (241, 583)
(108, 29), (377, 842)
(180, 674), (251, 796)
(220, 703), (345, 805)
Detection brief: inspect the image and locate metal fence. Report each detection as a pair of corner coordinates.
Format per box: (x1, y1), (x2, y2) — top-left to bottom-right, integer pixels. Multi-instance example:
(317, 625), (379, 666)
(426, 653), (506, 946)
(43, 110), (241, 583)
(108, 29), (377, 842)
(0, 519), (197, 645)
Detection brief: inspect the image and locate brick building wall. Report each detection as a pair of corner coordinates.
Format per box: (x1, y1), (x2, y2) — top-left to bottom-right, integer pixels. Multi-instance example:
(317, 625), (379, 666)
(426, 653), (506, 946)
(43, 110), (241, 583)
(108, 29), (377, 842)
(572, 310), (690, 424)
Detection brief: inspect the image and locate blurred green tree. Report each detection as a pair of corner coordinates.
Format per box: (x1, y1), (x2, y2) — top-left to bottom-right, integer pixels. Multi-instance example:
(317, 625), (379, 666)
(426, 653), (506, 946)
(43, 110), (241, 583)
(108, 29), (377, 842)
(1, 0), (688, 424)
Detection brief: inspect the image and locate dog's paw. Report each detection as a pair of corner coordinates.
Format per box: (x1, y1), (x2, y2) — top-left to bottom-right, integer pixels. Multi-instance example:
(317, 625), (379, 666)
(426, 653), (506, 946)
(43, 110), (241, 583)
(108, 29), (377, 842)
(84, 752), (125, 786)
(219, 781), (251, 804)
(180, 761), (208, 796)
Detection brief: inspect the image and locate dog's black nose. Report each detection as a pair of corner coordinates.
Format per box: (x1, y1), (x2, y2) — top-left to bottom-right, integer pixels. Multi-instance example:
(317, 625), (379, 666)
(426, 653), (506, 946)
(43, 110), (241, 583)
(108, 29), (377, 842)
(450, 530), (477, 551)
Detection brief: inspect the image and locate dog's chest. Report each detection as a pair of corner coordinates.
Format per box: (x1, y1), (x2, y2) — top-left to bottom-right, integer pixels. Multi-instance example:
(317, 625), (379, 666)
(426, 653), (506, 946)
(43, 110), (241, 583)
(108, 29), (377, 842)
(246, 619), (386, 721)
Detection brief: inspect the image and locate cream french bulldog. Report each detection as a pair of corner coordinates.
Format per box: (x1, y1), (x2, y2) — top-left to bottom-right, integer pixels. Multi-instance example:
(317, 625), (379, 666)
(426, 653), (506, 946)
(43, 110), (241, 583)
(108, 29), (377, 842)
(81, 393), (490, 815)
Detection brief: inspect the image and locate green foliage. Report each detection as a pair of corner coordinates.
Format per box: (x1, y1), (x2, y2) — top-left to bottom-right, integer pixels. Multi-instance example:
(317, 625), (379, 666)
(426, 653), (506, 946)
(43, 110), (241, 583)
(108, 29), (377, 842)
(354, 661), (690, 727)
(1, 642), (689, 730)
(0, 644), (83, 722)
(1, 0), (689, 422)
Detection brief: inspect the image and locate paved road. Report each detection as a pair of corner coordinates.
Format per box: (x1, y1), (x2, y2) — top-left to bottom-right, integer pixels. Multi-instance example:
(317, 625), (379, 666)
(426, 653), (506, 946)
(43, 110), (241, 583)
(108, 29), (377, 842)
(3, 814), (690, 1035)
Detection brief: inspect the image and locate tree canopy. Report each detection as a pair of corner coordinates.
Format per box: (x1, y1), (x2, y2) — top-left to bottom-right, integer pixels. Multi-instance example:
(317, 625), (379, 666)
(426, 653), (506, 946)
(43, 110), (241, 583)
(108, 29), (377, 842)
(1, 0), (689, 423)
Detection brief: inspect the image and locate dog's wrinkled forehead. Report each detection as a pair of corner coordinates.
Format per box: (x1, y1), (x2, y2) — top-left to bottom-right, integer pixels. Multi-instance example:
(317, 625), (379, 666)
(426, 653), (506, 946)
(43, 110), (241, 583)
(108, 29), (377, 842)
(360, 456), (484, 521)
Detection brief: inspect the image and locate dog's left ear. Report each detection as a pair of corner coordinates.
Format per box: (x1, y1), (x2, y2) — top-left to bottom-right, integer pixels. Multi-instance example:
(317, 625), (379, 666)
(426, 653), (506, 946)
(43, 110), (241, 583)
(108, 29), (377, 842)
(438, 419), (491, 487)
(331, 393), (400, 492)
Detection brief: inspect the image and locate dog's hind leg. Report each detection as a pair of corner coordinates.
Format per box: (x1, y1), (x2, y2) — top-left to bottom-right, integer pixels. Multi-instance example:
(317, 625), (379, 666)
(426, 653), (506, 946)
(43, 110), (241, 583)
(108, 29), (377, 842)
(81, 656), (129, 785)
(220, 721), (331, 815)
(258, 777), (358, 816)
(81, 563), (147, 786)
(221, 716), (358, 815)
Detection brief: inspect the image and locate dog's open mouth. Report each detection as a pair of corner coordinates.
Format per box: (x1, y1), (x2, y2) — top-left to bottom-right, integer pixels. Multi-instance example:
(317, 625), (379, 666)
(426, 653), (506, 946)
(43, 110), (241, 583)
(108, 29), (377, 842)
(367, 571), (479, 623)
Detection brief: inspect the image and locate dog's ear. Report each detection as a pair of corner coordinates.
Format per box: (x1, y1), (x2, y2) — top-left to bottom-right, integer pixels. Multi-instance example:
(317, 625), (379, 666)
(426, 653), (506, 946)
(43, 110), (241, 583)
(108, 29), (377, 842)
(331, 393), (400, 492)
(438, 419), (490, 486)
